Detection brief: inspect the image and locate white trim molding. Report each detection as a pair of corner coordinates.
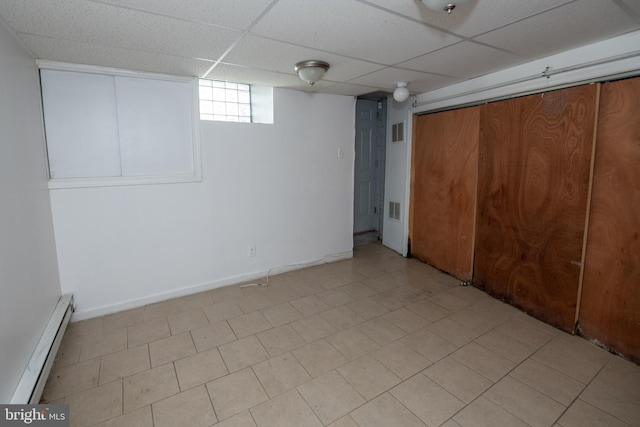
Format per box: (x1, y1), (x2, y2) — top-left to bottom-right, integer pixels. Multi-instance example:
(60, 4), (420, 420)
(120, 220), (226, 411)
(413, 30), (640, 114)
(70, 251), (353, 320)
(11, 295), (74, 404)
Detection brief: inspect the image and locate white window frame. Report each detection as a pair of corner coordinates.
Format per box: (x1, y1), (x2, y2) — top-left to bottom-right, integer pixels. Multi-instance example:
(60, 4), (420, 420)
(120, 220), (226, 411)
(38, 61), (202, 189)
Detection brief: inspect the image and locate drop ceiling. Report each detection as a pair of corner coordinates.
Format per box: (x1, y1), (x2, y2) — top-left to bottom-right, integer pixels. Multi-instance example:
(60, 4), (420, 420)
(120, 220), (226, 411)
(1, 0), (639, 97)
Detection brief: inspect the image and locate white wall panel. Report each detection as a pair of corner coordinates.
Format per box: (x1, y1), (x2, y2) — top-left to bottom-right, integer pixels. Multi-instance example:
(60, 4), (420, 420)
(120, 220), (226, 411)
(49, 89), (355, 318)
(0, 21), (61, 402)
(41, 70), (121, 178)
(40, 63), (200, 188)
(115, 76), (193, 176)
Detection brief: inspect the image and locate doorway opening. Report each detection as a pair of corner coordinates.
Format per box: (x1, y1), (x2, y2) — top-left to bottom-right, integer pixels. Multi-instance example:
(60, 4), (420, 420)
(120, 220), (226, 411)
(354, 96), (387, 246)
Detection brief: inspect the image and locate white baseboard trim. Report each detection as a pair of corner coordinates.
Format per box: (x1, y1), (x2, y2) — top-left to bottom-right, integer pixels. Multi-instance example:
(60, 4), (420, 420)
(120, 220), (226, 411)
(11, 294), (74, 404)
(70, 250), (353, 321)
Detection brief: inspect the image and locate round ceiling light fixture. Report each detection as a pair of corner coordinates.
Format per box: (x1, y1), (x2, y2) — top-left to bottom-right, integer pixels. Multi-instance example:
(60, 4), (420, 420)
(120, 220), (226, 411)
(295, 60), (330, 86)
(393, 81), (410, 102)
(420, 0), (470, 14)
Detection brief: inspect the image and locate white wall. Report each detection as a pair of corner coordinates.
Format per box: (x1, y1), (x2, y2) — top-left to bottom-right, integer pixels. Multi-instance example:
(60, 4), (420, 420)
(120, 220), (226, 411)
(50, 89), (355, 319)
(0, 22), (62, 402)
(382, 95), (415, 255)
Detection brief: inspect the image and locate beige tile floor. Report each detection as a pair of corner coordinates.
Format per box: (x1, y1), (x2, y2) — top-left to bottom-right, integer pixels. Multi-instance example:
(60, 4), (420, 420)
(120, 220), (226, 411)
(42, 243), (640, 427)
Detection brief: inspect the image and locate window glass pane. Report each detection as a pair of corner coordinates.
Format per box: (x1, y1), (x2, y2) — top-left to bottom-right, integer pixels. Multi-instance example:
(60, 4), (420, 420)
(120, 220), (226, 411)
(239, 104), (251, 116)
(200, 100), (213, 114)
(213, 101), (226, 115)
(226, 103), (239, 116)
(238, 91), (250, 104)
(199, 79), (252, 122)
(213, 87), (226, 101)
(226, 89), (238, 103)
(199, 86), (213, 100)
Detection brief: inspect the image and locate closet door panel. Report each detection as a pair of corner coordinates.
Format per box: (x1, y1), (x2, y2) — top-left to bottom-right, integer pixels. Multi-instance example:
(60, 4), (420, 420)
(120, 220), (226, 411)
(411, 107), (479, 280)
(475, 85), (598, 331)
(474, 97), (521, 300)
(580, 77), (640, 362)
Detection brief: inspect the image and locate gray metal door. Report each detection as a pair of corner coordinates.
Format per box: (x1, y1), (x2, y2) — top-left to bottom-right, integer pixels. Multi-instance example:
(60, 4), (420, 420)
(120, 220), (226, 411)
(354, 99), (385, 236)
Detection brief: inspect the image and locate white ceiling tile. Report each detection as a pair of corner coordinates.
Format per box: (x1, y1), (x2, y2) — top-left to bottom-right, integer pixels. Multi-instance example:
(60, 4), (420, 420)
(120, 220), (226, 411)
(408, 76), (463, 93)
(362, 0), (575, 37)
(0, 0), (241, 61)
(475, 0), (640, 59)
(205, 65), (342, 94)
(251, 0), (461, 65)
(349, 67), (457, 92)
(20, 34), (214, 76)
(204, 63), (314, 91)
(223, 35), (386, 82)
(620, 0), (640, 18)
(89, 0), (274, 30)
(397, 41), (522, 79)
(321, 83), (383, 97)
(0, 0), (638, 97)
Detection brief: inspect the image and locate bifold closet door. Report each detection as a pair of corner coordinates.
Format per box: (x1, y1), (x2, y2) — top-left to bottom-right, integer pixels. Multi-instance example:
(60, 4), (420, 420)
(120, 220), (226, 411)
(410, 107), (479, 280)
(474, 85), (598, 331)
(579, 77), (640, 362)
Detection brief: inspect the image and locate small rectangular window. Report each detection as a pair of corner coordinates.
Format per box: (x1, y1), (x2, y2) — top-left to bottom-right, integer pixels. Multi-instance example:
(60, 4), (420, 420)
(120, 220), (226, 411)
(199, 79), (252, 122)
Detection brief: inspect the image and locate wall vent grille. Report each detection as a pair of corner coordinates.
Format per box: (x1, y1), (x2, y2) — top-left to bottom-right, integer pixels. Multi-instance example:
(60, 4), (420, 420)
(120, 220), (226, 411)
(389, 201), (401, 221)
(392, 122), (404, 142)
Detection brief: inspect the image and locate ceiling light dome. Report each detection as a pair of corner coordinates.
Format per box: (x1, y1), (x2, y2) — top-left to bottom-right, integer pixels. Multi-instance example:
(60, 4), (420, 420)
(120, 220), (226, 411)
(295, 60), (330, 86)
(393, 82), (410, 102)
(420, 0), (470, 14)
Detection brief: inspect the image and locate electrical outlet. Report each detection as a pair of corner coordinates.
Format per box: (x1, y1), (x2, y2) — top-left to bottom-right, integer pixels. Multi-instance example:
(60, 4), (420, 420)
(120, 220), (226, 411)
(248, 245), (256, 257)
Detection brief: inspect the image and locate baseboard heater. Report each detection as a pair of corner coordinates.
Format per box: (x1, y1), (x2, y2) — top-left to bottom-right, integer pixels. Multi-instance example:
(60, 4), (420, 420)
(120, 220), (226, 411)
(10, 294), (75, 404)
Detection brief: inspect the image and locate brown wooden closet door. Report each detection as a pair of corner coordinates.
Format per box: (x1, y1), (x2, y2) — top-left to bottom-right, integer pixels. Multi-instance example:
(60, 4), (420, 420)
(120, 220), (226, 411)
(579, 77), (640, 362)
(475, 85), (598, 331)
(410, 107), (479, 280)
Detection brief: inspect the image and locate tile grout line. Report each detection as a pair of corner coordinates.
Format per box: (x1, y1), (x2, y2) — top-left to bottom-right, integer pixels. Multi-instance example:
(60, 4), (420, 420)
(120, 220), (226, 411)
(551, 358), (631, 427)
(46, 245), (638, 426)
(436, 324), (556, 426)
(202, 370), (220, 426)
